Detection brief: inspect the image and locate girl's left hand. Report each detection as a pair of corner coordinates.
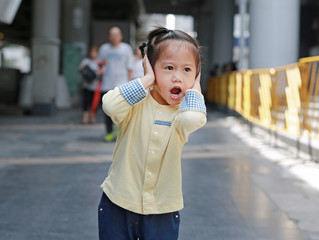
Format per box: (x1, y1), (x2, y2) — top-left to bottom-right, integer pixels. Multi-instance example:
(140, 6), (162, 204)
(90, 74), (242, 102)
(192, 72), (202, 92)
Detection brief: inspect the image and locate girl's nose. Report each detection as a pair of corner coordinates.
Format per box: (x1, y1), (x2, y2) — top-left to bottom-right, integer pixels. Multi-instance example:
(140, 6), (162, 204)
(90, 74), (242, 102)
(172, 71), (182, 82)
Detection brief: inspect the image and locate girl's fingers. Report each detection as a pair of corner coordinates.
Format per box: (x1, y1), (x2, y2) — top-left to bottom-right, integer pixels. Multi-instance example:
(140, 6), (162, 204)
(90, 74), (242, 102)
(195, 72), (201, 83)
(143, 55), (153, 75)
(142, 56), (147, 74)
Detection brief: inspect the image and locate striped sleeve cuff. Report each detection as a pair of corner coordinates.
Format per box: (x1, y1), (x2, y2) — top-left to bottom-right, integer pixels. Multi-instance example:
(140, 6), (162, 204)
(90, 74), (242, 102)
(119, 78), (147, 106)
(180, 89), (207, 113)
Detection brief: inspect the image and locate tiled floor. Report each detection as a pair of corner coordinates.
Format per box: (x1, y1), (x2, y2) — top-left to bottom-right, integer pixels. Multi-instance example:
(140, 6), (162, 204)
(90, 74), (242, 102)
(0, 109), (318, 240)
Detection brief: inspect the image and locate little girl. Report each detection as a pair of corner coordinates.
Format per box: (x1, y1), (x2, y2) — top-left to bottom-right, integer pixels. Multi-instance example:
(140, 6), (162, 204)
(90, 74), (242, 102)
(98, 27), (207, 240)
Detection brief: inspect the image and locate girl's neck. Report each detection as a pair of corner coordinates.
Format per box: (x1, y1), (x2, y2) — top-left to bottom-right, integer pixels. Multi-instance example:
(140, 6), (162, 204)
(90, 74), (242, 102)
(150, 87), (168, 105)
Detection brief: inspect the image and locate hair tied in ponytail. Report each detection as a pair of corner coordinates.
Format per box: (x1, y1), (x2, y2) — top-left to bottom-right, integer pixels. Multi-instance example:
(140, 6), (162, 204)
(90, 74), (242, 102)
(139, 42), (148, 58)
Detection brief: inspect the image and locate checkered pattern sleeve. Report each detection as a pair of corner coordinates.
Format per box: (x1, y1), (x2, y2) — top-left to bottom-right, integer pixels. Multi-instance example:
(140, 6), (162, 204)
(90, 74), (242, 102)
(180, 89), (206, 113)
(119, 78), (147, 106)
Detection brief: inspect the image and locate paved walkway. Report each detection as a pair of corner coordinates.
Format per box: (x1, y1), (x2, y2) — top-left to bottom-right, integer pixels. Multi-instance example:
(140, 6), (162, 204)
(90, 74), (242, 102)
(0, 108), (318, 240)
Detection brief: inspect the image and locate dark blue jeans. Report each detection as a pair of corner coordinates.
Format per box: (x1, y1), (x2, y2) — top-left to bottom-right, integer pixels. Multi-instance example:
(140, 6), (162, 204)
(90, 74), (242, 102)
(98, 192), (180, 240)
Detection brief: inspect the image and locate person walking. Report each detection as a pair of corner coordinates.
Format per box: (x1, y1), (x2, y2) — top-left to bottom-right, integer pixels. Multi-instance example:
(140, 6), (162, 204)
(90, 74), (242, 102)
(98, 26), (134, 142)
(132, 46), (144, 79)
(98, 27), (207, 240)
(78, 45), (101, 124)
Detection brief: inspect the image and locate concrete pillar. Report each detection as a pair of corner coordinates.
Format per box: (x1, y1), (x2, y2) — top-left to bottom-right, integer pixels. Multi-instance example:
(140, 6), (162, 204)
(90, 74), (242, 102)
(249, 0), (300, 69)
(31, 0), (60, 114)
(238, 0), (248, 70)
(61, 0), (91, 105)
(196, 0), (212, 91)
(61, 0), (91, 57)
(210, 0), (235, 70)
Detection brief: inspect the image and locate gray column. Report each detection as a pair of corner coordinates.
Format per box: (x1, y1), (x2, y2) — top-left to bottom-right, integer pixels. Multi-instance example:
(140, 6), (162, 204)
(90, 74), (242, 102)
(196, 0), (213, 91)
(61, 0), (91, 105)
(31, 0), (60, 114)
(210, 0), (235, 69)
(61, 0), (91, 57)
(238, 0), (248, 70)
(249, 0), (300, 69)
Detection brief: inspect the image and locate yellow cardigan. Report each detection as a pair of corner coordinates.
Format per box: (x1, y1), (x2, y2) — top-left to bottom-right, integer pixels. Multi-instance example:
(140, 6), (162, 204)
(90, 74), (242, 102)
(101, 78), (207, 214)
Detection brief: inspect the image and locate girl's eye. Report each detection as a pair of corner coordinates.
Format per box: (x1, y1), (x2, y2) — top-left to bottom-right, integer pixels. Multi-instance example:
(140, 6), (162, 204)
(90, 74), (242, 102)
(166, 66), (174, 70)
(184, 68), (191, 72)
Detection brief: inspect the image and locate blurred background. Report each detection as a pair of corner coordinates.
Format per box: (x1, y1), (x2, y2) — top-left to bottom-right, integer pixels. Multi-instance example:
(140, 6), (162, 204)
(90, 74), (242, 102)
(1, 1), (319, 239)
(0, 0), (315, 115)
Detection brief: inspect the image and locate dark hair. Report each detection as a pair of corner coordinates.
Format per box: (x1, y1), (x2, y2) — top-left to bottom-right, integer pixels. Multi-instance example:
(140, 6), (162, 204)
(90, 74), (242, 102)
(139, 27), (201, 75)
(90, 45), (98, 52)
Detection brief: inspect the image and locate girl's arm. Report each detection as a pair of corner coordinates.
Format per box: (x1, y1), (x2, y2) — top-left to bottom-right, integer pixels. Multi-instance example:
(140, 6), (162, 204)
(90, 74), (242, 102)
(78, 58), (88, 73)
(102, 56), (154, 126)
(175, 73), (207, 142)
(102, 80), (146, 126)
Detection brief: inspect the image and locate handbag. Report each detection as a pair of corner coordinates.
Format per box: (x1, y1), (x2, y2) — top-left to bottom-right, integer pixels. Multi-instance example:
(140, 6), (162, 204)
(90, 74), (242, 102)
(81, 65), (96, 83)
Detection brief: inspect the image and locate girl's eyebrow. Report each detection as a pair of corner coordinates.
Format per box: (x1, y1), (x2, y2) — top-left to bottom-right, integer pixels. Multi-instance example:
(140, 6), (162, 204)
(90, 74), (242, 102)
(160, 61), (195, 67)
(181, 63), (196, 68)
(160, 60), (174, 64)
(183, 63), (195, 66)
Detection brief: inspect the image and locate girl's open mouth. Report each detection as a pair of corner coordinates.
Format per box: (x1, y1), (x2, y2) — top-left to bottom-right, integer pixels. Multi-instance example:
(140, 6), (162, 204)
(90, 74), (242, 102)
(170, 87), (182, 100)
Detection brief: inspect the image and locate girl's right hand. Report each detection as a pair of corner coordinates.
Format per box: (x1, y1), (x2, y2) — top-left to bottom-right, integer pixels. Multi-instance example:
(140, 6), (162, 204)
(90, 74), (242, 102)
(140, 55), (155, 89)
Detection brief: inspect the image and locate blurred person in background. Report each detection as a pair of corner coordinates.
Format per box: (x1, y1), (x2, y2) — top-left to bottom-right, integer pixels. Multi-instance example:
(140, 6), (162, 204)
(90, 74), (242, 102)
(98, 26), (134, 142)
(78, 45), (102, 124)
(209, 63), (219, 77)
(132, 46), (144, 79)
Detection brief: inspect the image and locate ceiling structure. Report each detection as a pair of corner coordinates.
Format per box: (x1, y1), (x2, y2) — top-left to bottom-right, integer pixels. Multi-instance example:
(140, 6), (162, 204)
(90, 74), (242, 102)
(2, 0), (319, 48)
(0, 0), (142, 47)
(0, 0), (205, 48)
(0, 0), (31, 47)
(92, 0), (141, 21)
(143, 0), (203, 16)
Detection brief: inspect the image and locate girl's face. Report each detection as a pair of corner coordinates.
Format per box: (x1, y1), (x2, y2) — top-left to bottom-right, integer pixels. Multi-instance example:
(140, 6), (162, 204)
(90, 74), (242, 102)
(151, 40), (198, 106)
(90, 48), (98, 59)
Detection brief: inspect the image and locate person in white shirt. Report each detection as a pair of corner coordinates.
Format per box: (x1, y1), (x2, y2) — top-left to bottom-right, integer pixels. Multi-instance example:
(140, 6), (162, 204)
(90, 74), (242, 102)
(98, 26), (134, 141)
(132, 46), (144, 79)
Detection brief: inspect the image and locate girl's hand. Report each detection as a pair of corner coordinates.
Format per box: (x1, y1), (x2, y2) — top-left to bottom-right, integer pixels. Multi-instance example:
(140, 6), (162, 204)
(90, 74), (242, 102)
(140, 55), (155, 89)
(98, 60), (107, 67)
(192, 72), (202, 93)
(96, 69), (104, 75)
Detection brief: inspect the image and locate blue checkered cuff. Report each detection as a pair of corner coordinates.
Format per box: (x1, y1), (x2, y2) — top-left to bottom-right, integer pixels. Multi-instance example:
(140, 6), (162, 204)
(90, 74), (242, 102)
(119, 78), (147, 106)
(180, 90), (206, 113)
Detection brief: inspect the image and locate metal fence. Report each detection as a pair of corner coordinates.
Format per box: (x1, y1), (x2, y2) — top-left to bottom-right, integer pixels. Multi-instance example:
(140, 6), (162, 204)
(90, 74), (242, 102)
(206, 56), (319, 141)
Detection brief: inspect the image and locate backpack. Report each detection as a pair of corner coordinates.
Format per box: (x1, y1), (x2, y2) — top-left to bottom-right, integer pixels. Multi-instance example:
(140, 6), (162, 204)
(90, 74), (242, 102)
(82, 65), (96, 83)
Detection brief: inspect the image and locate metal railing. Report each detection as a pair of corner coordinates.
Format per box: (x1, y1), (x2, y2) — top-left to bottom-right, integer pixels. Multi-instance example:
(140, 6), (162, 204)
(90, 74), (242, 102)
(206, 56), (319, 141)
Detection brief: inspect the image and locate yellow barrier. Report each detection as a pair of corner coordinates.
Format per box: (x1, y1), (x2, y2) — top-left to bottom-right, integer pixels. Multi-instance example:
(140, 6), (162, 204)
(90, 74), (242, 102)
(206, 56), (319, 140)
